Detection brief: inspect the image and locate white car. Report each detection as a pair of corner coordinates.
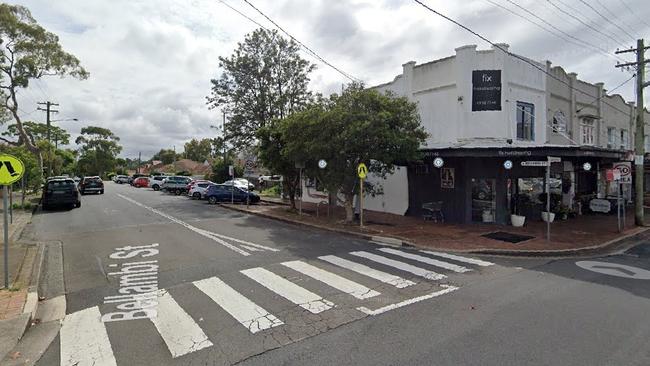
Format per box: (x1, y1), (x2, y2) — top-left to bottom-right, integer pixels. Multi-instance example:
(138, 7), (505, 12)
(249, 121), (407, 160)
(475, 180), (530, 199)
(115, 175), (129, 184)
(188, 181), (214, 199)
(223, 178), (254, 191)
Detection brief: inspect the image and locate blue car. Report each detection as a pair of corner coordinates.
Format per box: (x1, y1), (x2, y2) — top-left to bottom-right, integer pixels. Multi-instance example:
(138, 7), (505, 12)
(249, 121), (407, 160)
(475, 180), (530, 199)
(205, 184), (260, 204)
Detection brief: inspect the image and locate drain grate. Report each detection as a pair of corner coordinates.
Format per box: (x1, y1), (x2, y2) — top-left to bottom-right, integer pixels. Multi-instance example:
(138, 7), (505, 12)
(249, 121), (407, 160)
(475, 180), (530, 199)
(482, 231), (534, 243)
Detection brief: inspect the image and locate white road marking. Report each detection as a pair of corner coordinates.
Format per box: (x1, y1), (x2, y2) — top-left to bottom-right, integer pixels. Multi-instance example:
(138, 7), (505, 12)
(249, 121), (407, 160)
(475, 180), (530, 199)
(117, 194), (279, 256)
(319, 255), (416, 288)
(576, 261), (650, 280)
(420, 251), (495, 267)
(379, 248), (471, 273)
(357, 286), (459, 316)
(282, 260), (381, 299)
(60, 306), (117, 366)
(150, 290), (213, 358)
(241, 267), (334, 314)
(350, 251), (446, 280)
(193, 277), (284, 334)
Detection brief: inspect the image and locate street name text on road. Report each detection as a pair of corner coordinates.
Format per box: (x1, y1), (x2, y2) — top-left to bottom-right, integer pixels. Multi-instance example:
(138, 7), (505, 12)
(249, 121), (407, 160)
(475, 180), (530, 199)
(576, 261), (650, 280)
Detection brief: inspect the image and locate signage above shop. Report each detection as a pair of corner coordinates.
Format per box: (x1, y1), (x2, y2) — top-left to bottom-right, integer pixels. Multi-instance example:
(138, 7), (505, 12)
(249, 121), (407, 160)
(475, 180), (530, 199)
(503, 160), (513, 170)
(472, 70), (502, 111)
(433, 157), (444, 168)
(548, 156), (561, 163)
(582, 162), (592, 171)
(589, 199), (611, 213)
(521, 161), (548, 167)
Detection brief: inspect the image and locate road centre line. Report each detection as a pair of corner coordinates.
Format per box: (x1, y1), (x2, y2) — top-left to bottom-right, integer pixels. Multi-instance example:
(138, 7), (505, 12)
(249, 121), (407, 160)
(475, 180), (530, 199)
(117, 194), (277, 256)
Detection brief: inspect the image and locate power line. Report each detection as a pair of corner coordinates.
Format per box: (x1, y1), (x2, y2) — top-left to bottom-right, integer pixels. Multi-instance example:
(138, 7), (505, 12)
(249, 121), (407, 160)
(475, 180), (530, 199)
(576, 73), (636, 113)
(216, 0), (270, 32)
(486, 0), (627, 64)
(618, 0), (650, 30)
(411, 0), (632, 116)
(239, 0), (362, 83)
(545, 0), (626, 46)
(577, 0), (636, 41)
(593, 0), (639, 38)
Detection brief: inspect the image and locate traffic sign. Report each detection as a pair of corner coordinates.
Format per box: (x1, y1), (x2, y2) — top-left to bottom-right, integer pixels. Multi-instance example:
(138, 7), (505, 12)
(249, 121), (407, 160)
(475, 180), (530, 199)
(613, 162), (632, 184)
(0, 154), (24, 185)
(357, 163), (368, 179)
(503, 160), (513, 170)
(521, 161), (548, 167)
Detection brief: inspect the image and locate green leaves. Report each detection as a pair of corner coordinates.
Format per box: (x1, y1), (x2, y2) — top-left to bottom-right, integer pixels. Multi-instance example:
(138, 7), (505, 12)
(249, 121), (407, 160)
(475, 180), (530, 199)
(183, 138), (214, 162)
(75, 126), (122, 177)
(206, 28), (315, 149)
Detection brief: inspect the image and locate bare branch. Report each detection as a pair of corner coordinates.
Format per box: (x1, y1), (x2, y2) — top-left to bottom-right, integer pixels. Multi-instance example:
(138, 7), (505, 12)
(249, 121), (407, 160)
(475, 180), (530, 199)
(0, 136), (19, 146)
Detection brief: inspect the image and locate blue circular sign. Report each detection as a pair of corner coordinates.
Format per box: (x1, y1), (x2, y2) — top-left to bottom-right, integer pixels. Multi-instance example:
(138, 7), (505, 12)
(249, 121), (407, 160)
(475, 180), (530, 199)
(504, 160), (513, 170)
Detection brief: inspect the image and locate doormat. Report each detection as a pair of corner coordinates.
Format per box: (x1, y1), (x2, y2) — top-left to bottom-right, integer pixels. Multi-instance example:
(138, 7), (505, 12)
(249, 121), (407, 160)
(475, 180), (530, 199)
(482, 231), (534, 243)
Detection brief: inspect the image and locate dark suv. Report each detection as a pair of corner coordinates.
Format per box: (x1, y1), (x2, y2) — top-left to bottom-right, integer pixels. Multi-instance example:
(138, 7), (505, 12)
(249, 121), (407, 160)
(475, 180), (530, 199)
(42, 178), (81, 210)
(79, 176), (104, 195)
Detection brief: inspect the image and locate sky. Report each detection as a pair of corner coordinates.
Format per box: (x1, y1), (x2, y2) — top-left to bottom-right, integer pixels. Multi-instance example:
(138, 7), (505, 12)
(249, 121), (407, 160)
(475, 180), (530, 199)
(7, 0), (650, 159)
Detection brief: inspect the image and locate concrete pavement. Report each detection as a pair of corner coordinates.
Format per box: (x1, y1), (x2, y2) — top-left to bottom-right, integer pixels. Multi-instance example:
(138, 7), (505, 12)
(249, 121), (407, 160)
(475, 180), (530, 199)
(8, 181), (648, 365)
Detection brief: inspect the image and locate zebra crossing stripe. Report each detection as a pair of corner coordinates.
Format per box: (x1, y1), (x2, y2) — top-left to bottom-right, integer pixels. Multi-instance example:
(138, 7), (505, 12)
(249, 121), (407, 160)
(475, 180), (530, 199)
(150, 290), (213, 358)
(60, 306), (117, 366)
(241, 267), (334, 314)
(421, 251), (494, 267)
(318, 255), (416, 288)
(378, 248), (471, 273)
(193, 277), (284, 334)
(350, 251), (446, 280)
(282, 260), (381, 299)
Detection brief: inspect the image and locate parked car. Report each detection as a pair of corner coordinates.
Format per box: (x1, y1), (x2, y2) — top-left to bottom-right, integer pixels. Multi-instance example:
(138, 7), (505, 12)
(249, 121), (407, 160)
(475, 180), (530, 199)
(188, 181), (214, 199)
(161, 176), (193, 195)
(223, 178), (255, 191)
(258, 175), (282, 187)
(149, 175), (169, 191)
(133, 177), (149, 188)
(129, 173), (147, 185)
(42, 178), (81, 210)
(115, 175), (129, 184)
(205, 184), (260, 204)
(79, 176), (104, 195)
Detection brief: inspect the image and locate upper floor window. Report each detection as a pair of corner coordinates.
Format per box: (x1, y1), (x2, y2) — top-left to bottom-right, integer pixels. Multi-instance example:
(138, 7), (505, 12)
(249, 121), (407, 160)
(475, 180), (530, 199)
(620, 129), (629, 150)
(607, 127), (617, 149)
(552, 111), (567, 133)
(580, 118), (595, 146)
(516, 102), (535, 141)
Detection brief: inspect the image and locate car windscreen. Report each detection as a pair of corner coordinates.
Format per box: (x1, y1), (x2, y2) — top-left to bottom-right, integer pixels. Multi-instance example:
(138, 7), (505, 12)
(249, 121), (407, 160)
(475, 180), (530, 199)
(48, 180), (75, 190)
(85, 178), (102, 183)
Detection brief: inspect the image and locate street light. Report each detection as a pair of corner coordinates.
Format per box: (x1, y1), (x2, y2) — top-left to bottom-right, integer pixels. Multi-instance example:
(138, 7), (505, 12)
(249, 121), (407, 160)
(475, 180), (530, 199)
(47, 118), (79, 176)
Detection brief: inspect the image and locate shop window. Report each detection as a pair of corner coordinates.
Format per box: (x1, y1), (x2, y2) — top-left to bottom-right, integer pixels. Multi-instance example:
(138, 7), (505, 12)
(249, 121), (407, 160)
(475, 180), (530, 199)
(580, 118), (596, 146)
(620, 129), (629, 150)
(516, 102), (535, 141)
(552, 111), (567, 133)
(607, 127), (617, 149)
(414, 163), (430, 175)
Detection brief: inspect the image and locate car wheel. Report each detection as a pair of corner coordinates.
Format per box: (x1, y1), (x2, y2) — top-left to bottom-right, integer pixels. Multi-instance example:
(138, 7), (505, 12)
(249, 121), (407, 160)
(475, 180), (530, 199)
(193, 192), (201, 199)
(75, 201), (81, 208)
(208, 196), (218, 204)
(174, 189), (182, 195)
(153, 185), (159, 191)
(100, 190), (104, 194)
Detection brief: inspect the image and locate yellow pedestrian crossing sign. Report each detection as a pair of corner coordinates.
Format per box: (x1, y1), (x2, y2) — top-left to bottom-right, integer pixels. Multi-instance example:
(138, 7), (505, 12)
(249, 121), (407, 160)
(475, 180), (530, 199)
(357, 163), (368, 179)
(0, 154), (24, 185)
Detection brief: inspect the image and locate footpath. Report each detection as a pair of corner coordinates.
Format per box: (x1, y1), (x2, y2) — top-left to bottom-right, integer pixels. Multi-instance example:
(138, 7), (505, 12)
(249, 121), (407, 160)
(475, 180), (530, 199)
(221, 197), (649, 257)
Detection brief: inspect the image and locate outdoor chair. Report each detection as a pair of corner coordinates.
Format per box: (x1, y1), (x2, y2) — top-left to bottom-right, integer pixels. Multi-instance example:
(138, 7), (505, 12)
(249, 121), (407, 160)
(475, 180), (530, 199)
(422, 201), (444, 223)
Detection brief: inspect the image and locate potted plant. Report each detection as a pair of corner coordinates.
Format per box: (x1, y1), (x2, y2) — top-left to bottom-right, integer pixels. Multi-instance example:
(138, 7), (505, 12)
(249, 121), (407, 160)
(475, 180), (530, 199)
(538, 193), (561, 223)
(510, 194), (527, 227)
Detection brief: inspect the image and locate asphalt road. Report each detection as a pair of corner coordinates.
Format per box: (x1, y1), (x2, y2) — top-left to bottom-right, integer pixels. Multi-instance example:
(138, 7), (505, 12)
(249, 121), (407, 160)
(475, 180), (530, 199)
(24, 182), (650, 366)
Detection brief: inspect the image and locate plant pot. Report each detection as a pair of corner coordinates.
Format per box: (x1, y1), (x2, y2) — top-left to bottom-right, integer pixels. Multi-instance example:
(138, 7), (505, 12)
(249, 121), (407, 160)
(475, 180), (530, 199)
(510, 214), (526, 227)
(482, 210), (494, 223)
(541, 212), (555, 223)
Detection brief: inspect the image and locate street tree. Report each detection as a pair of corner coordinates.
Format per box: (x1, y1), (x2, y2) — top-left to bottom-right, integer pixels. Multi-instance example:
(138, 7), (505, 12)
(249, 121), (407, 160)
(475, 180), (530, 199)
(2, 121), (70, 146)
(152, 149), (176, 165)
(183, 138), (213, 162)
(75, 126), (122, 177)
(282, 84), (428, 222)
(206, 28), (315, 149)
(0, 4), (88, 170)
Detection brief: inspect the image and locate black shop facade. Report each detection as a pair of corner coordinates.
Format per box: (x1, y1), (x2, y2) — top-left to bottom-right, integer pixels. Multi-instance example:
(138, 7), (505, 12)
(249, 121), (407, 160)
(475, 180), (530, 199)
(406, 146), (626, 224)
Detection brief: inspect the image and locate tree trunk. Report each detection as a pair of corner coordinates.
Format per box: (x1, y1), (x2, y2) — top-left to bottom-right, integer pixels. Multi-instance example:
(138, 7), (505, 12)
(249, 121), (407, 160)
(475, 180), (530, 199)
(344, 193), (355, 223)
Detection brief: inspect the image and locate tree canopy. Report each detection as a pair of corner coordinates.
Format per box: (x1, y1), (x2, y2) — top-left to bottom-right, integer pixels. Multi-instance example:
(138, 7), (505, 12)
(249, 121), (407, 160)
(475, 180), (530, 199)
(207, 28), (315, 149)
(0, 4), (88, 168)
(183, 138), (213, 162)
(2, 121), (70, 146)
(75, 126), (122, 177)
(152, 148), (176, 165)
(258, 84), (428, 221)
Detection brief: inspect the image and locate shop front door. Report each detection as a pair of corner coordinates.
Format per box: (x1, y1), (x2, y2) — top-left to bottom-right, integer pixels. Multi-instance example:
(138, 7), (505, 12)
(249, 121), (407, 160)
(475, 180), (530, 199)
(471, 178), (496, 223)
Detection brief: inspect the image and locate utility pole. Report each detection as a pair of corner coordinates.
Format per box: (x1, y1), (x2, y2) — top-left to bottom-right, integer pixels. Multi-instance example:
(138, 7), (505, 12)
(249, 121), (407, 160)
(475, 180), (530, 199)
(37, 101), (59, 177)
(137, 152), (141, 174)
(616, 39), (650, 226)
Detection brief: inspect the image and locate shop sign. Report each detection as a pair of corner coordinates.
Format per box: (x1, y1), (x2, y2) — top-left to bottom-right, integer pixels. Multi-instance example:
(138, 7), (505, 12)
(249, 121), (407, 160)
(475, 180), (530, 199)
(613, 162), (631, 184)
(433, 157), (444, 168)
(441, 167), (454, 189)
(606, 169), (621, 182)
(521, 161), (548, 167)
(589, 199), (611, 213)
(472, 70), (502, 111)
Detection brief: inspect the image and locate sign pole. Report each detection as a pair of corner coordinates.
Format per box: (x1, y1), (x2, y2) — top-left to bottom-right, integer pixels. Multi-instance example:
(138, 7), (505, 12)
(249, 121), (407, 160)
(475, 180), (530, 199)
(546, 157), (551, 242)
(617, 182), (622, 232)
(360, 177), (364, 228)
(299, 168), (302, 216)
(9, 185), (12, 224)
(3, 185), (9, 289)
